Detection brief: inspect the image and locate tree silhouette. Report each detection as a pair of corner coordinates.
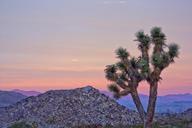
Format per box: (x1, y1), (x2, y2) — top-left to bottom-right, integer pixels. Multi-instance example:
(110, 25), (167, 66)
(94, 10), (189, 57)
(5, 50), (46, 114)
(104, 27), (179, 128)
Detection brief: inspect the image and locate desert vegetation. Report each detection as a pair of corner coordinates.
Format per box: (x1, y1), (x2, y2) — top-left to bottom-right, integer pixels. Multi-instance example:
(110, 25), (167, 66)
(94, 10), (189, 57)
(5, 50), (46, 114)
(105, 27), (179, 128)
(8, 121), (37, 128)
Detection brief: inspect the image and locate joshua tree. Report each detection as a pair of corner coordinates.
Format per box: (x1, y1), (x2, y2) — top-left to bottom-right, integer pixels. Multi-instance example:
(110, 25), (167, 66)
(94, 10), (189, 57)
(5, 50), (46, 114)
(104, 27), (179, 128)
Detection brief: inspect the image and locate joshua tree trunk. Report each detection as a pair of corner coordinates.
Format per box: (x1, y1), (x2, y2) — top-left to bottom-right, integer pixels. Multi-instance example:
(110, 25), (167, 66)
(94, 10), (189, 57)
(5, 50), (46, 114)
(145, 82), (158, 128)
(130, 88), (146, 124)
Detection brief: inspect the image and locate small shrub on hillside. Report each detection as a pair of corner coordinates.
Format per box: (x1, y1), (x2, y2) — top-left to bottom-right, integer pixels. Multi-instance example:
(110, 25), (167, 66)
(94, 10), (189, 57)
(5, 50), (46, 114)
(8, 121), (33, 128)
(8, 121), (38, 128)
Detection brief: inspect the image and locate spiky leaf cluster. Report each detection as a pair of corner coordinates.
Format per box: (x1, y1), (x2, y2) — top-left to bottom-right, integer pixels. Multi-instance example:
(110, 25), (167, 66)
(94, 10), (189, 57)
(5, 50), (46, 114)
(119, 72), (128, 81)
(151, 27), (166, 45)
(130, 57), (139, 69)
(136, 31), (151, 50)
(105, 64), (117, 81)
(168, 43), (179, 58)
(108, 83), (120, 94)
(152, 53), (161, 68)
(116, 61), (127, 71)
(138, 58), (149, 74)
(115, 47), (129, 60)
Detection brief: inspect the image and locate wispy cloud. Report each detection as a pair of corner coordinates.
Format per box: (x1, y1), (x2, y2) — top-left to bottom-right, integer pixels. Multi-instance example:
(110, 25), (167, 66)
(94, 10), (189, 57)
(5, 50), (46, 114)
(103, 0), (127, 5)
(71, 58), (79, 63)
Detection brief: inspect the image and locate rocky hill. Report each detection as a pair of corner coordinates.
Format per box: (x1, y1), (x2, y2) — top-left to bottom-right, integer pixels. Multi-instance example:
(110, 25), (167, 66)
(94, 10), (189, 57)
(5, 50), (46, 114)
(0, 86), (141, 128)
(0, 91), (27, 107)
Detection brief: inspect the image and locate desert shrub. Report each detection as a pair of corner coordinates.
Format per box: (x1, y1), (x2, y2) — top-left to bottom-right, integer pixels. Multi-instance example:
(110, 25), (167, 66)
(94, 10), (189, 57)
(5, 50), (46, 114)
(8, 121), (38, 128)
(46, 116), (57, 124)
(8, 121), (33, 128)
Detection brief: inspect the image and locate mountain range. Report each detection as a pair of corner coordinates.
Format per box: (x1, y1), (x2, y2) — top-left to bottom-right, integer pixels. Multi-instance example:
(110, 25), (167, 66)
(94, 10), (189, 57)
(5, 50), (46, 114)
(12, 89), (41, 96)
(102, 91), (192, 113)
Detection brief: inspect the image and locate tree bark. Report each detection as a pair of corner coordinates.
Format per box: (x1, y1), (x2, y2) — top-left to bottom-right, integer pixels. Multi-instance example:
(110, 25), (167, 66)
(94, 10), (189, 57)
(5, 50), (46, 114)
(145, 82), (158, 128)
(130, 88), (146, 124)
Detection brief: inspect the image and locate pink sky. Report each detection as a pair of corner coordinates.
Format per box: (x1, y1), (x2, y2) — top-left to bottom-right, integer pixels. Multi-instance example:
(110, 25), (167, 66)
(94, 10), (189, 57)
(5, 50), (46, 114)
(0, 0), (192, 95)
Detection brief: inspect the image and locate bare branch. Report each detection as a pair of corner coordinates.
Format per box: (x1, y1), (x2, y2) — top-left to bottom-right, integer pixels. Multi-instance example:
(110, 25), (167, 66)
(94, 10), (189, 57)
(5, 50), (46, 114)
(118, 88), (131, 96)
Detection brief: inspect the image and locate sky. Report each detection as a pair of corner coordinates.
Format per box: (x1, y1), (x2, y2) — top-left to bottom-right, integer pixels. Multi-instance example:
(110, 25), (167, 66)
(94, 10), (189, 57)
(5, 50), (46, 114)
(0, 0), (192, 95)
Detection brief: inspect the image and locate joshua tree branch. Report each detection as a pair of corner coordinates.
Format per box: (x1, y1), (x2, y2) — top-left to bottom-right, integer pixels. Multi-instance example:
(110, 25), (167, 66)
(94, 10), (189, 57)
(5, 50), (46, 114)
(118, 88), (131, 96)
(116, 78), (128, 89)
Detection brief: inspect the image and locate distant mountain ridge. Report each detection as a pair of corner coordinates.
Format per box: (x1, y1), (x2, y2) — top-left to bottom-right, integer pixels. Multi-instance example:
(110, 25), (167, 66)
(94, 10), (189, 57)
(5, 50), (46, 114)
(0, 86), (141, 128)
(12, 89), (41, 96)
(0, 91), (27, 107)
(101, 91), (192, 113)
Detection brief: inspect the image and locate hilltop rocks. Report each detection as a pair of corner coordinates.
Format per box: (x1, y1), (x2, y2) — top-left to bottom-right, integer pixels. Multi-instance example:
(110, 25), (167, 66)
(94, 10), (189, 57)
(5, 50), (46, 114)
(0, 86), (141, 128)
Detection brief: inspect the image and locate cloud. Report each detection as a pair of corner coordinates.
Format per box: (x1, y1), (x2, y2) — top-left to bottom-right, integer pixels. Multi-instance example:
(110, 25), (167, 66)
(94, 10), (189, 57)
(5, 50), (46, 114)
(71, 59), (79, 62)
(103, 0), (127, 4)
(119, 1), (127, 4)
